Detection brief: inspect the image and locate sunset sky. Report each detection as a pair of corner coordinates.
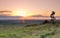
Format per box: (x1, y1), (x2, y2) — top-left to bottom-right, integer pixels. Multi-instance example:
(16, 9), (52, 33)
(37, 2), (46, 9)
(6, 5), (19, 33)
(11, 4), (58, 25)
(0, 0), (60, 16)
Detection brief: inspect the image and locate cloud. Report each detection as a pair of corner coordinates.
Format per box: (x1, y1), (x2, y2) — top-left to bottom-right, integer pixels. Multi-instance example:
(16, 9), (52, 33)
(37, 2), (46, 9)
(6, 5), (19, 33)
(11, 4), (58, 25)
(0, 11), (12, 16)
(0, 11), (12, 13)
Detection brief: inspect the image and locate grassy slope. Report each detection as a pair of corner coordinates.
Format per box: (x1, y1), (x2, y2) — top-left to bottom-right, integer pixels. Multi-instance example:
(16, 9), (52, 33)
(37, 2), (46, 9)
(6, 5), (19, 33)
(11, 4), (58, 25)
(0, 23), (60, 38)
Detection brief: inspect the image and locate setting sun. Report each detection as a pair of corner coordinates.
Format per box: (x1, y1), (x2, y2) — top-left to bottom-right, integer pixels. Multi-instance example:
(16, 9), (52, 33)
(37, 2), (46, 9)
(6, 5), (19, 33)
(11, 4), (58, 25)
(12, 10), (28, 17)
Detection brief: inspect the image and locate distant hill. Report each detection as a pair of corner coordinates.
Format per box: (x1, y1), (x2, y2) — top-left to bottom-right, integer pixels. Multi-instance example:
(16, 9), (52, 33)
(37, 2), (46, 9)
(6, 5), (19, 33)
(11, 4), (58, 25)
(0, 15), (23, 18)
(0, 15), (23, 20)
(29, 15), (44, 17)
(29, 15), (50, 17)
(29, 15), (60, 18)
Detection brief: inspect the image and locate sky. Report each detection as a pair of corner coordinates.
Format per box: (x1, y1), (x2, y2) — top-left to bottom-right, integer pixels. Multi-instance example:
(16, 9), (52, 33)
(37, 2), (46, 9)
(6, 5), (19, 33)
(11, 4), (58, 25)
(0, 0), (60, 16)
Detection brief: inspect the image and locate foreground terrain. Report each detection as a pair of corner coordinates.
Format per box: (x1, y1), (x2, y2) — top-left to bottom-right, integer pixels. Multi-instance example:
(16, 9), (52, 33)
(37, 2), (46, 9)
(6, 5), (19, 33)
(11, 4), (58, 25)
(0, 22), (60, 38)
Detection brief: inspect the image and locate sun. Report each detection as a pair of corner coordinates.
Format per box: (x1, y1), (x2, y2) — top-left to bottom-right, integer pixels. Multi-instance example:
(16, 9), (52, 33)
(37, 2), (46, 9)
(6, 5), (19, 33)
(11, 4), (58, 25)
(19, 11), (26, 16)
(12, 10), (28, 17)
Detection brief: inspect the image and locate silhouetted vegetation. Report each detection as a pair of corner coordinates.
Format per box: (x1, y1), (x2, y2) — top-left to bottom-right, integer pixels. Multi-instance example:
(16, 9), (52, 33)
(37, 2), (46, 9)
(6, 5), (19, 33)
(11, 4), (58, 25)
(50, 11), (56, 24)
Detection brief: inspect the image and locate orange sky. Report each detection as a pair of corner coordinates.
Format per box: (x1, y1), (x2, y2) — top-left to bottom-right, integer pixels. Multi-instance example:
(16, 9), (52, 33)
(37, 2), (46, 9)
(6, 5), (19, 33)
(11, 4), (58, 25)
(0, 0), (60, 16)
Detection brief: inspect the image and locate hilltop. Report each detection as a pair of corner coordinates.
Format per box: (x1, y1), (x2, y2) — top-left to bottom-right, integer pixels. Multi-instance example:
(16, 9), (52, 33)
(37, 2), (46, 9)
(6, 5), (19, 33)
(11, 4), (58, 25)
(0, 22), (60, 38)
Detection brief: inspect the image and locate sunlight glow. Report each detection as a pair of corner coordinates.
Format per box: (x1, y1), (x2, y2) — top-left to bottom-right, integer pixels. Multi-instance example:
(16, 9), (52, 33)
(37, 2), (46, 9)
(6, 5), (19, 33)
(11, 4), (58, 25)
(12, 9), (29, 17)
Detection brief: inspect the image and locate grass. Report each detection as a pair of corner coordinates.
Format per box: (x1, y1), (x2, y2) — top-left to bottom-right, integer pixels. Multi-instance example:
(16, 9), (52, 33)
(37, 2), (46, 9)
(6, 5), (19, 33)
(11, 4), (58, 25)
(0, 22), (60, 38)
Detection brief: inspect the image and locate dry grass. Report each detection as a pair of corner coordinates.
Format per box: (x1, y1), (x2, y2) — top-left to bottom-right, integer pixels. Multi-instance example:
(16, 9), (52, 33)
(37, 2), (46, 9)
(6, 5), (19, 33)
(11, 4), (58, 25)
(0, 22), (60, 38)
